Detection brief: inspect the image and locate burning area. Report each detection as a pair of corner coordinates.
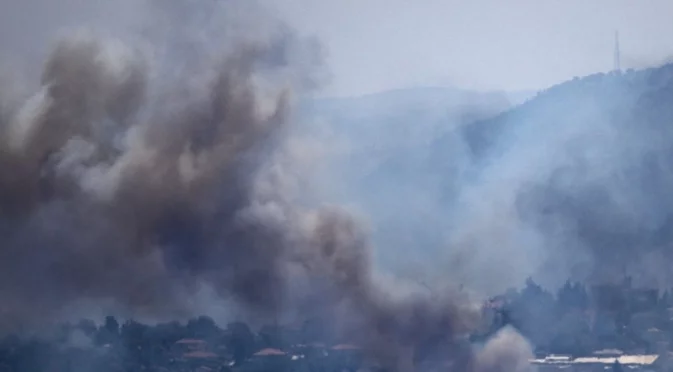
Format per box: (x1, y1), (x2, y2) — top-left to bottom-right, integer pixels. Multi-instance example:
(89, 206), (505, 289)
(0, 0), (532, 371)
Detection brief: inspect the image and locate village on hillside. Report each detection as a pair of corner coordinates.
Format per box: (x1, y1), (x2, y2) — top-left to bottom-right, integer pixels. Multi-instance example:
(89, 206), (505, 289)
(2, 276), (673, 372)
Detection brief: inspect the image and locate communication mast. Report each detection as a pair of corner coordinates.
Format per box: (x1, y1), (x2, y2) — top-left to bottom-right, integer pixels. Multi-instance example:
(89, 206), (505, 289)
(614, 31), (621, 72)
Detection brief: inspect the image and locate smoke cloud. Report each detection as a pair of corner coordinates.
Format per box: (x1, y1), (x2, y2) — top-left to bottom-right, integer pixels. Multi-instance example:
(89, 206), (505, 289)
(0, 0), (534, 371)
(0, 0), (336, 327)
(474, 327), (533, 372)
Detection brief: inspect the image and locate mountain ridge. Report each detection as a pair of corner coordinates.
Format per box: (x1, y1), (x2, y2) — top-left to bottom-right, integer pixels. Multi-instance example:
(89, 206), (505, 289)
(299, 62), (673, 293)
(450, 62), (673, 289)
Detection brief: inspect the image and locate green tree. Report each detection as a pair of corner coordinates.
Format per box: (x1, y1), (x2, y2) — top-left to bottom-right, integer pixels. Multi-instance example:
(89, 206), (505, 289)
(226, 322), (255, 364)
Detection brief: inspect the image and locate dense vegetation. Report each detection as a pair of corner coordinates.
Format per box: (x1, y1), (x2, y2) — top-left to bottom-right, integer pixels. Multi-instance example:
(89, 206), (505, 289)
(0, 276), (669, 372)
(0, 315), (361, 372)
(478, 277), (670, 357)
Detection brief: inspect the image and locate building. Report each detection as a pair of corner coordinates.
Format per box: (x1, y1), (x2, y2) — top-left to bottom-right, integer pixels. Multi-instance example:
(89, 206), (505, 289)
(531, 354), (661, 372)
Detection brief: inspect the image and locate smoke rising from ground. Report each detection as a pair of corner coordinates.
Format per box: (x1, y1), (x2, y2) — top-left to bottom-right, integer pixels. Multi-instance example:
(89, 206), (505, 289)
(0, 0), (340, 328)
(0, 0), (532, 371)
(310, 64), (673, 298)
(0, 29), (289, 324)
(474, 327), (533, 372)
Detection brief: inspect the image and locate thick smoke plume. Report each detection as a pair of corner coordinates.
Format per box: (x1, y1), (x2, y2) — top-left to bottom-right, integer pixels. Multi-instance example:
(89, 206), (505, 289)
(0, 31), (291, 324)
(0, 0), (342, 328)
(0, 0), (532, 371)
(474, 327), (533, 372)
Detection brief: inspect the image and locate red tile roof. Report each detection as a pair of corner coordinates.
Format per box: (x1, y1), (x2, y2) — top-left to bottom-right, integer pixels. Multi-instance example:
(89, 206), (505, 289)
(183, 351), (218, 359)
(254, 348), (286, 356)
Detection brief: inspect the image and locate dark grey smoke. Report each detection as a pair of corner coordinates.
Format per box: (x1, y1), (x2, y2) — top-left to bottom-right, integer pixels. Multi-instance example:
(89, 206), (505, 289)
(0, 0), (532, 371)
(0, 30), (290, 325)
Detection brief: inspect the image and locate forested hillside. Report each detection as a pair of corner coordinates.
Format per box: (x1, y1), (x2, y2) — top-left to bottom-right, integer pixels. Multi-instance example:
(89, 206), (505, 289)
(300, 64), (673, 292)
(455, 64), (673, 288)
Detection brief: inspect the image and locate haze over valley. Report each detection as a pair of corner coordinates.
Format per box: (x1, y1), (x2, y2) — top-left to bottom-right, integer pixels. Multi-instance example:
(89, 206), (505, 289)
(2, 1), (673, 372)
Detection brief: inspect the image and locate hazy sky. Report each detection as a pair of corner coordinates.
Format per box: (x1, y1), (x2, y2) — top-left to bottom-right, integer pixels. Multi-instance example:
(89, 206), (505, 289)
(267, 0), (673, 96)
(3, 0), (673, 97)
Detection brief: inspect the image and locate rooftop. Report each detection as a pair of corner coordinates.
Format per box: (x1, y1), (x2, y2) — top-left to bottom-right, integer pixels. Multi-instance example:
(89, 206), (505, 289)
(531, 355), (659, 366)
(593, 349), (624, 356)
(253, 348), (286, 356)
(182, 351), (219, 359)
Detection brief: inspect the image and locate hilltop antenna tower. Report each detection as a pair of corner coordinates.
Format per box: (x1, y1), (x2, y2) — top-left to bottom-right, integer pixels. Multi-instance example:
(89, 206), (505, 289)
(614, 31), (621, 72)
